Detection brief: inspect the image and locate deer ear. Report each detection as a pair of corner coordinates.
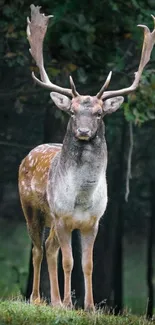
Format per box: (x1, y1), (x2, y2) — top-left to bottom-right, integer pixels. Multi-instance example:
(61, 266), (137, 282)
(50, 92), (71, 111)
(103, 96), (124, 115)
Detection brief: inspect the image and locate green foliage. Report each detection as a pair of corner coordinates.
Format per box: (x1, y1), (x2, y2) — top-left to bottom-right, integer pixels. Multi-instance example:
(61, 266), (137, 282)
(0, 219), (30, 299)
(0, 300), (153, 325)
(124, 70), (155, 125)
(1, 2), (29, 68)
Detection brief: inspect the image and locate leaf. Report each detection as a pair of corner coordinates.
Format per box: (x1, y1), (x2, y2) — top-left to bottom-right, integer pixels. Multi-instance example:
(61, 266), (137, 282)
(77, 67), (87, 83)
(7, 24), (15, 33)
(87, 33), (96, 44)
(30, 66), (38, 73)
(4, 52), (16, 58)
(124, 33), (132, 39)
(19, 96), (27, 103)
(131, 0), (139, 8)
(47, 67), (60, 77)
(150, 75), (155, 89)
(6, 32), (18, 39)
(64, 63), (77, 73)
(78, 14), (86, 26)
(60, 34), (71, 48)
(3, 5), (14, 17)
(14, 98), (23, 114)
(71, 36), (80, 51)
(128, 93), (137, 102)
(147, 111), (155, 120)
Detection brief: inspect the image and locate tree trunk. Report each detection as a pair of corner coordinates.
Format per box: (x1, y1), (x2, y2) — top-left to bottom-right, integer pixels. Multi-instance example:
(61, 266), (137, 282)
(146, 180), (155, 319)
(113, 118), (127, 315)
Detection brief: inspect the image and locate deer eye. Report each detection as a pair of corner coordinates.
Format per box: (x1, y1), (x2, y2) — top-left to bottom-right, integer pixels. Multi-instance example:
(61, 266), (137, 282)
(70, 110), (75, 117)
(96, 110), (102, 118)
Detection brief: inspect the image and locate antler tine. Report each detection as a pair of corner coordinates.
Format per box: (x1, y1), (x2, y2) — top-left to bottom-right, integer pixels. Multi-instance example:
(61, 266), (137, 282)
(27, 4), (72, 97)
(69, 76), (79, 97)
(96, 71), (112, 99)
(102, 15), (155, 101)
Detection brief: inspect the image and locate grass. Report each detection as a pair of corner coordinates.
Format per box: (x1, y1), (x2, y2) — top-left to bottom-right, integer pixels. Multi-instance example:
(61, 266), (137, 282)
(0, 299), (153, 325)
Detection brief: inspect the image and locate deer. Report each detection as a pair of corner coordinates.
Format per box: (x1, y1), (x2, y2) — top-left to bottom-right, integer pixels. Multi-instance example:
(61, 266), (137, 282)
(18, 4), (155, 311)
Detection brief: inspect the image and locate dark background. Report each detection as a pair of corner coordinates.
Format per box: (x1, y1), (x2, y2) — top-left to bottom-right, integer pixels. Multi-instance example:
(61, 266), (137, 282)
(0, 0), (155, 318)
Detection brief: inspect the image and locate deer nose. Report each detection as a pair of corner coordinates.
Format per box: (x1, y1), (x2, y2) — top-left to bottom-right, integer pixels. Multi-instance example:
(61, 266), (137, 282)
(77, 128), (90, 136)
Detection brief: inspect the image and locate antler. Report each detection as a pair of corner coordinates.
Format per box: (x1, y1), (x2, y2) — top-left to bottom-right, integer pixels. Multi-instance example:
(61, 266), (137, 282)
(27, 6), (155, 100)
(100, 15), (155, 101)
(96, 71), (112, 99)
(27, 4), (79, 97)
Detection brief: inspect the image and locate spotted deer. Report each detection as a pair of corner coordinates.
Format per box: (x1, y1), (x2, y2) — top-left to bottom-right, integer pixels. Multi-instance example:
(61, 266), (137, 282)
(18, 5), (155, 311)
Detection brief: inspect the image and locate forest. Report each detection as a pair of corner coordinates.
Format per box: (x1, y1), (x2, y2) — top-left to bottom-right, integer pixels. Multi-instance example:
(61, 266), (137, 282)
(0, 0), (155, 323)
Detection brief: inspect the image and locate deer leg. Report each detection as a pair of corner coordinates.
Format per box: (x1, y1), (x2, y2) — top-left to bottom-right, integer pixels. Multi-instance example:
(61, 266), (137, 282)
(81, 224), (98, 311)
(22, 203), (44, 303)
(45, 226), (62, 307)
(56, 223), (73, 308)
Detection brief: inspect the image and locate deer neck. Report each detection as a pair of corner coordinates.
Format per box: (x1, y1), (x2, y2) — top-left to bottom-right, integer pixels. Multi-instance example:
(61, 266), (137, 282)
(47, 120), (108, 219)
(58, 120), (107, 177)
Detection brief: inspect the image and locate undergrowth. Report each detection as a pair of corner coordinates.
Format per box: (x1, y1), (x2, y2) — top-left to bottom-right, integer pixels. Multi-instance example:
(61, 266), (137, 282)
(0, 299), (153, 325)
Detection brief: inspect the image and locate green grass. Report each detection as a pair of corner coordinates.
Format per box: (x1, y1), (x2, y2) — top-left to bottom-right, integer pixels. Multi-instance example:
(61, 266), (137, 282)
(0, 300), (153, 325)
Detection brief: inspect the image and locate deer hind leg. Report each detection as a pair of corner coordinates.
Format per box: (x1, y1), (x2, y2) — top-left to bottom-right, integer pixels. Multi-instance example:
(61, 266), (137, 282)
(21, 202), (44, 304)
(56, 222), (73, 308)
(45, 226), (62, 307)
(81, 224), (99, 312)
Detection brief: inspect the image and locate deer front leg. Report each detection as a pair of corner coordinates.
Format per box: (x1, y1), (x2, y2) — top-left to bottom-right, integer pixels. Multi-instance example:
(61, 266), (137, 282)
(56, 222), (73, 308)
(81, 224), (98, 312)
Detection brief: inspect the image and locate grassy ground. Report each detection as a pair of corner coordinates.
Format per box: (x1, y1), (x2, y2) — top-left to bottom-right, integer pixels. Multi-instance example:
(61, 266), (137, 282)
(0, 300), (153, 325)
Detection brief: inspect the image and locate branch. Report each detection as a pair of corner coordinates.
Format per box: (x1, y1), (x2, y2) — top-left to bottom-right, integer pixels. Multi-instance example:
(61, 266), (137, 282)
(125, 121), (134, 202)
(0, 140), (34, 149)
(0, 88), (47, 99)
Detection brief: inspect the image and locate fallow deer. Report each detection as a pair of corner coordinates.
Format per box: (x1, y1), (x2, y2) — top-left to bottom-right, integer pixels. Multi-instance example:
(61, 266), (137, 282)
(18, 5), (155, 311)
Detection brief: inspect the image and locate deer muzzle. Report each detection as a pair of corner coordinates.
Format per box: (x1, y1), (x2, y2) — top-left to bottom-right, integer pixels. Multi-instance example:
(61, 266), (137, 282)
(76, 128), (92, 140)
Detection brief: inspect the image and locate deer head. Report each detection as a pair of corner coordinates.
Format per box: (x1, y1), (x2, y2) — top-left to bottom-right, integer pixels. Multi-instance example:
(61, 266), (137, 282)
(27, 5), (155, 141)
(51, 92), (124, 140)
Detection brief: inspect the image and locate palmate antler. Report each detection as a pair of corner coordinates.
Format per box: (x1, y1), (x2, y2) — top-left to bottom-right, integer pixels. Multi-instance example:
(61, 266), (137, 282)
(27, 4), (74, 96)
(27, 5), (155, 100)
(27, 4), (112, 98)
(101, 15), (155, 100)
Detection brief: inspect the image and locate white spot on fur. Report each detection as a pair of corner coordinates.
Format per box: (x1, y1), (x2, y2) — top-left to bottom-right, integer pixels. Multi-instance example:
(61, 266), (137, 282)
(29, 159), (34, 167)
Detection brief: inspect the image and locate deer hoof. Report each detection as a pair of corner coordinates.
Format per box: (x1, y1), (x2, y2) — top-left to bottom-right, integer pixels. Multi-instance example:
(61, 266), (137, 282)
(84, 304), (95, 312)
(63, 299), (73, 309)
(30, 295), (44, 305)
(51, 301), (63, 308)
